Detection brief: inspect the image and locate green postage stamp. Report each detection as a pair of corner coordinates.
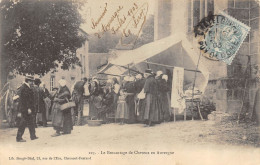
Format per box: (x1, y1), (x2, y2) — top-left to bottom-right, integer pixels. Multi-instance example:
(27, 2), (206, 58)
(199, 12), (250, 65)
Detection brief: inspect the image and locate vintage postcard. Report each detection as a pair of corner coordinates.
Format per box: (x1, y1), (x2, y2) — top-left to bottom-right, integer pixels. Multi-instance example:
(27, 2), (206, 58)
(0, 0), (260, 165)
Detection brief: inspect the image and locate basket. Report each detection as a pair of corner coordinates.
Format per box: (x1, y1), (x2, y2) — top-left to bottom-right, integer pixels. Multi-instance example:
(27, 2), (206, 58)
(87, 120), (103, 126)
(60, 101), (76, 111)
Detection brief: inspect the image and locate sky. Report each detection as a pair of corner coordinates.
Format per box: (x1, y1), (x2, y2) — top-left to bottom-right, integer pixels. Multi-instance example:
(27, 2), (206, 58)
(79, 0), (155, 34)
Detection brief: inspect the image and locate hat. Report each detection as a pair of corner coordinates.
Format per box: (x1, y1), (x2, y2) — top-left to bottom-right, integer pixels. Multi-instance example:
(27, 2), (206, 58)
(82, 77), (88, 81)
(25, 75), (35, 81)
(58, 79), (67, 87)
(145, 69), (152, 74)
(156, 71), (163, 77)
(112, 77), (119, 84)
(34, 78), (41, 85)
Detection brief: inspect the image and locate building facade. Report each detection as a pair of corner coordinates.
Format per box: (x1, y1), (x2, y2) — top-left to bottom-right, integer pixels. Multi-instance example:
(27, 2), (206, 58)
(154, 0), (260, 117)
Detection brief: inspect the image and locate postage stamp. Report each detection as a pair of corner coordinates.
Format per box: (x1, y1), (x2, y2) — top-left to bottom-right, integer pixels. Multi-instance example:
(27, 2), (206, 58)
(196, 12), (250, 65)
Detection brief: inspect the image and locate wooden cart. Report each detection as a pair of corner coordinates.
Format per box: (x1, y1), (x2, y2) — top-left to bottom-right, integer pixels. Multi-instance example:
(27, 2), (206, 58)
(0, 83), (18, 127)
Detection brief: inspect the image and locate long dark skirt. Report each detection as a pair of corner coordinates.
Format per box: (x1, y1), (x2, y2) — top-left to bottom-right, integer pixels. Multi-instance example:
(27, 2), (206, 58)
(52, 103), (73, 133)
(126, 95), (136, 123)
(144, 93), (160, 122)
(160, 93), (171, 122)
(137, 99), (146, 122)
(112, 93), (119, 114)
(89, 95), (102, 119)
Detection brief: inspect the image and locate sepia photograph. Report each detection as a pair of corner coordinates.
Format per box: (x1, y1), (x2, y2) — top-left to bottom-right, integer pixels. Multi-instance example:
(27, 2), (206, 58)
(0, 0), (260, 164)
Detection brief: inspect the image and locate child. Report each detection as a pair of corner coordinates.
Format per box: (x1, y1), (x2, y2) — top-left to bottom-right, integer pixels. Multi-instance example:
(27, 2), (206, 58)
(115, 89), (129, 125)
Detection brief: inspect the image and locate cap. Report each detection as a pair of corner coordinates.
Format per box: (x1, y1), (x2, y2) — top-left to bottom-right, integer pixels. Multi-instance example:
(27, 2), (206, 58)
(25, 75), (35, 81)
(145, 69), (152, 74)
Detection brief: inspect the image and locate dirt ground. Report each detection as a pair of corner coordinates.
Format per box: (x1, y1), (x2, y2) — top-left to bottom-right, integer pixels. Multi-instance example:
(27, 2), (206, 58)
(0, 104), (260, 165)
(0, 118), (260, 165)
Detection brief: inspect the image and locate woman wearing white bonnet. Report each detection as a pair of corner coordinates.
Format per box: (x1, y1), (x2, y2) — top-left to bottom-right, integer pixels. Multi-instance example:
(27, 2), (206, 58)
(161, 74), (171, 121)
(129, 76), (135, 82)
(156, 71), (163, 77)
(51, 78), (73, 136)
(136, 74), (142, 80)
(123, 76), (130, 82)
(58, 79), (67, 87)
(162, 75), (168, 82)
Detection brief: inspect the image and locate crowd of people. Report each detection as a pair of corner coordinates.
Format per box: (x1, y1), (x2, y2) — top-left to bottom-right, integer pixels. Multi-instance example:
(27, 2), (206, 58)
(88, 69), (172, 127)
(15, 68), (173, 142)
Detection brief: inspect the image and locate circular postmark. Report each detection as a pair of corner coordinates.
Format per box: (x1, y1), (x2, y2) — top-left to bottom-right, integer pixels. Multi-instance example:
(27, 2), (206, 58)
(194, 12), (247, 63)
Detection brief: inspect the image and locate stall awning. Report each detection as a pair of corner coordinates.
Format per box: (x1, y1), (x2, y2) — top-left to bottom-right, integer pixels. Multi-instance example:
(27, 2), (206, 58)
(99, 34), (210, 92)
(110, 34), (182, 66)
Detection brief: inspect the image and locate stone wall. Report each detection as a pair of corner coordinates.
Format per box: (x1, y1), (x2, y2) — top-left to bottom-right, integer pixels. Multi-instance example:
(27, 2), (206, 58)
(214, 0), (260, 118)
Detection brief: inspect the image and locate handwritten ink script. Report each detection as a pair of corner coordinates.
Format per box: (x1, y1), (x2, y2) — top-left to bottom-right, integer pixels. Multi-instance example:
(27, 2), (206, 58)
(91, 3), (149, 45)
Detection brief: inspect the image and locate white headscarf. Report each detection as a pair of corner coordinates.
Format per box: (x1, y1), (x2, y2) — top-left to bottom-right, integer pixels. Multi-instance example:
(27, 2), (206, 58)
(129, 76), (135, 82)
(40, 82), (45, 88)
(107, 79), (113, 84)
(135, 74), (142, 80)
(162, 75), (168, 82)
(58, 79), (67, 87)
(124, 76), (130, 81)
(156, 71), (163, 77)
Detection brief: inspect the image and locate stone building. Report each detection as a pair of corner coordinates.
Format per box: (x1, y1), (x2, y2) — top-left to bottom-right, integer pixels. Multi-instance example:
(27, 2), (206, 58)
(38, 29), (89, 91)
(154, 0), (260, 118)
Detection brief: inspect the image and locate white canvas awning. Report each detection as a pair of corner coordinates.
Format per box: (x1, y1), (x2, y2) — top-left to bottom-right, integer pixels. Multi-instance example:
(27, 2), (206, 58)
(110, 34), (182, 66)
(99, 34), (210, 92)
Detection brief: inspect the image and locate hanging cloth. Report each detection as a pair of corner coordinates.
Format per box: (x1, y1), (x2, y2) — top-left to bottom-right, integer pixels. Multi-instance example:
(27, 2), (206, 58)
(170, 67), (186, 114)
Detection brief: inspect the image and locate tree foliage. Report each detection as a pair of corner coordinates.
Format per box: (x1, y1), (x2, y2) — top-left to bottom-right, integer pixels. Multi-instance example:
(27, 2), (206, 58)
(0, 0), (87, 77)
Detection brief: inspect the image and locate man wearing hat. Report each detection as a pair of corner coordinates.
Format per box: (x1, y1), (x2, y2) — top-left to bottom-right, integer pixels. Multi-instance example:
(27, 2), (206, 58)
(143, 69), (160, 126)
(71, 77), (88, 125)
(16, 75), (38, 142)
(33, 78), (47, 127)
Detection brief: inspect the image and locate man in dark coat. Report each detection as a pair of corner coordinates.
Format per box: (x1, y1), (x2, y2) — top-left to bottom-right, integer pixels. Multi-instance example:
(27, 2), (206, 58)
(16, 76), (38, 142)
(71, 77), (88, 125)
(143, 69), (160, 126)
(33, 78), (47, 127)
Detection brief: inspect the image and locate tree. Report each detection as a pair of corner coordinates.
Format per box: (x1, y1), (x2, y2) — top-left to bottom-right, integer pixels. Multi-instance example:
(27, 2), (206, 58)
(0, 0), (87, 88)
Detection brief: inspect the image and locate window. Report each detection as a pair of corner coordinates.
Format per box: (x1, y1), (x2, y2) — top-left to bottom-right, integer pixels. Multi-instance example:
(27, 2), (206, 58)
(71, 76), (75, 81)
(207, 0), (214, 15)
(188, 0), (192, 32)
(50, 75), (55, 91)
(193, 0), (200, 27)
(83, 55), (86, 74)
(80, 54), (83, 74)
(188, 0), (214, 33)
